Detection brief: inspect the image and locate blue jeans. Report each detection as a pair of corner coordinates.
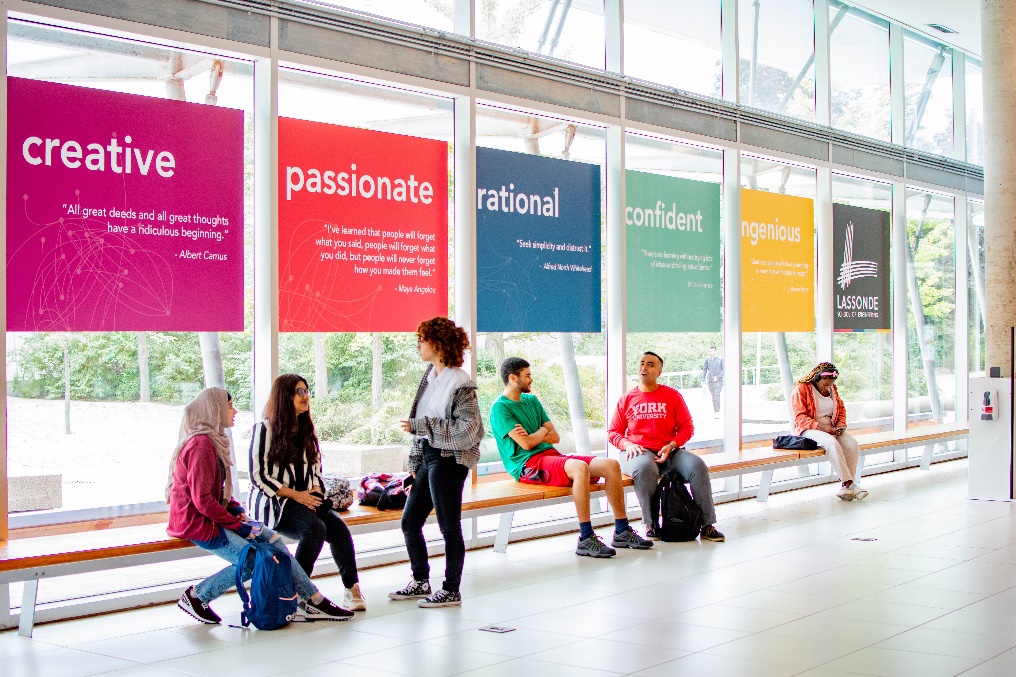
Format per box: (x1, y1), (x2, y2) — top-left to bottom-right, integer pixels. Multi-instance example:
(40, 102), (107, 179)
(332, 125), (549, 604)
(191, 527), (319, 604)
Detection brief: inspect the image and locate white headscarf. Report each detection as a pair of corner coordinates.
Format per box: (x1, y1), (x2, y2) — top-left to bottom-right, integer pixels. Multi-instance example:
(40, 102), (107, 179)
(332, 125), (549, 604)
(165, 387), (234, 504)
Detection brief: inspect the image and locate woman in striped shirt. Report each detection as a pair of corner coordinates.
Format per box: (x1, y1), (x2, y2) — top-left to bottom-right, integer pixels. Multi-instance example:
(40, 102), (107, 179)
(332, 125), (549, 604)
(248, 373), (365, 611)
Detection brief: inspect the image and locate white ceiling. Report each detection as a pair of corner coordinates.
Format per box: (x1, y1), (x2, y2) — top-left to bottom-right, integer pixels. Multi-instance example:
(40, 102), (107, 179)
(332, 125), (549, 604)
(851, 0), (981, 57)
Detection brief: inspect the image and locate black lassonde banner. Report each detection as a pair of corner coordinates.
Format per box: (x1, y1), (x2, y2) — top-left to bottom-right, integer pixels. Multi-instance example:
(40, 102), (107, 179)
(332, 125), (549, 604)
(833, 203), (890, 332)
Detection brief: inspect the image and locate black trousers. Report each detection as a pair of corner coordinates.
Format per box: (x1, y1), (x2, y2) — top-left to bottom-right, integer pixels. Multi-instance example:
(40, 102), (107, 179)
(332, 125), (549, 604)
(401, 443), (469, 593)
(274, 499), (359, 589)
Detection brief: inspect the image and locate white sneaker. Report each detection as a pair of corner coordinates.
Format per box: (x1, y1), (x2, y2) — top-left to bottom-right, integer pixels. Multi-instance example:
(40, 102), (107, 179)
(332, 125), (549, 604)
(836, 485), (857, 501)
(851, 483), (869, 500)
(344, 583), (367, 611)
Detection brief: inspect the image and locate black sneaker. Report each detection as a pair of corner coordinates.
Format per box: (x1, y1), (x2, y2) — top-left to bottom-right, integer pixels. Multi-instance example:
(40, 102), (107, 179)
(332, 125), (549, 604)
(388, 579), (432, 600)
(418, 589), (462, 608)
(301, 596), (354, 621)
(177, 586), (221, 624)
(576, 533), (616, 558)
(700, 525), (726, 542)
(645, 526), (660, 540)
(612, 527), (654, 550)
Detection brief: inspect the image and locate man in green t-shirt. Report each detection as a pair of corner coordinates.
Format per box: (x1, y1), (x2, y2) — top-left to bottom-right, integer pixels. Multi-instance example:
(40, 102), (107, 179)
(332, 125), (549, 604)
(490, 357), (651, 558)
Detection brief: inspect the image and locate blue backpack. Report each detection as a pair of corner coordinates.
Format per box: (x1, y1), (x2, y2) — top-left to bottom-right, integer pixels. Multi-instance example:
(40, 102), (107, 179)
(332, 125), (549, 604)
(234, 539), (299, 630)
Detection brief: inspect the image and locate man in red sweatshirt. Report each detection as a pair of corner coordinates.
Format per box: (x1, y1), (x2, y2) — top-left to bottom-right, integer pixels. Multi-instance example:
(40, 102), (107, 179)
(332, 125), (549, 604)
(608, 351), (724, 542)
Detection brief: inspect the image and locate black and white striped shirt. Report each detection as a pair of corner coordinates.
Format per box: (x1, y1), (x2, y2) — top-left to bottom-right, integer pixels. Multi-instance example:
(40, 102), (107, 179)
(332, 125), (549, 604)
(247, 421), (323, 528)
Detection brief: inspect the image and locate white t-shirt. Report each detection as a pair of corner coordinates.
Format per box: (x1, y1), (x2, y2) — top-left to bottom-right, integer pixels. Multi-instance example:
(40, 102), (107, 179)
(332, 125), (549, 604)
(811, 385), (836, 419)
(416, 366), (470, 420)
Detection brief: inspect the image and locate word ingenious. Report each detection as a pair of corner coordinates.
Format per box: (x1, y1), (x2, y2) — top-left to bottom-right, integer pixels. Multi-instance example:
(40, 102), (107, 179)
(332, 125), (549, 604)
(21, 134), (175, 176)
(285, 163), (434, 203)
(478, 185), (560, 217)
(741, 218), (803, 246)
(626, 202), (704, 232)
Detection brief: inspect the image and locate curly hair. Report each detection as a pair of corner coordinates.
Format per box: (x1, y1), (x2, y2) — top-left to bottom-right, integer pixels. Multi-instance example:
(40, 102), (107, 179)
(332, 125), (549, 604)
(263, 374), (320, 468)
(797, 362), (839, 385)
(417, 317), (469, 368)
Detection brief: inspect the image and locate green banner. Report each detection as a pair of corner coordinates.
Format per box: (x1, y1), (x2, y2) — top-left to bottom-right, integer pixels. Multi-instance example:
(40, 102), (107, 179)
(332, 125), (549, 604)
(625, 171), (721, 332)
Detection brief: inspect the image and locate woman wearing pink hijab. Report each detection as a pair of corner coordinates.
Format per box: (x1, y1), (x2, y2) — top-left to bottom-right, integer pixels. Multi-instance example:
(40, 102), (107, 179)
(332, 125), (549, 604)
(166, 387), (351, 623)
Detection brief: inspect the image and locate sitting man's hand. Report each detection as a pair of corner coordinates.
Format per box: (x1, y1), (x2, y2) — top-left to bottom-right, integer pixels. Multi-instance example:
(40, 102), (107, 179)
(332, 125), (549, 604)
(655, 443), (675, 464)
(624, 440), (648, 460)
(513, 423), (529, 438)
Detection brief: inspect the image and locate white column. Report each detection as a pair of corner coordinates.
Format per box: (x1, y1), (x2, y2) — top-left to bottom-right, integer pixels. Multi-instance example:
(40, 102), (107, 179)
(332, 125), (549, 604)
(253, 18), (280, 416)
(816, 168), (834, 363)
(889, 22), (905, 146)
(723, 150), (742, 453)
(981, 0), (1016, 373)
(953, 51), (967, 163)
(892, 183), (908, 431)
(453, 93), (477, 378)
(605, 0), (626, 430)
(0, 1), (9, 541)
(721, 0), (739, 103)
(955, 193), (969, 421)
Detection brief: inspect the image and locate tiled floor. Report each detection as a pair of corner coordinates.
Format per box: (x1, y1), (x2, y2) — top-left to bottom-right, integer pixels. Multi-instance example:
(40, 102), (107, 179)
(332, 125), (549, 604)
(6, 459), (1016, 676)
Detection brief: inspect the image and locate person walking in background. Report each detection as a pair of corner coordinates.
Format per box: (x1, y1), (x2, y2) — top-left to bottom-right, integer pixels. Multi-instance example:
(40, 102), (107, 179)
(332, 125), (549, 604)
(702, 345), (724, 418)
(248, 374), (365, 612)
(792, 362), (868, 501)
(390, 317), (484, 608)
(610, 352), (725, 542)
(169, 387), (350, 624)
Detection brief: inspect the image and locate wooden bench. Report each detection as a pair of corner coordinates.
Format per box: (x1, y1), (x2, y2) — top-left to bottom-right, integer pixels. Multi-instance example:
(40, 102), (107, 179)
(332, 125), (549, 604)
(0, 422), (967, 637)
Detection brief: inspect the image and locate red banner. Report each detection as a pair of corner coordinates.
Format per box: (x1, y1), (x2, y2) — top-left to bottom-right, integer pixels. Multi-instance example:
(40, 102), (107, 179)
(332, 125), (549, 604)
(279, 118), (448, 332)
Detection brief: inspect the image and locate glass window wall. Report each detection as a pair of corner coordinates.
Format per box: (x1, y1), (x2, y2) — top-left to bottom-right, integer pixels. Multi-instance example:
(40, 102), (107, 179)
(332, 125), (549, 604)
(623, 0), (721, 97)
(969, 199), (986, 376)
(829, 3), (890, 141)
(738, 0), (816, 120)
(904, 32), (953, 157)
(475, 0), (605, 71)
(905, 189), (955, 427)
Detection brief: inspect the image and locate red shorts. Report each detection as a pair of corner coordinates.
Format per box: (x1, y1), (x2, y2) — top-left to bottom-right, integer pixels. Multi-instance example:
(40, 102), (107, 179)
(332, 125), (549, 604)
(519, 450), (598, 487)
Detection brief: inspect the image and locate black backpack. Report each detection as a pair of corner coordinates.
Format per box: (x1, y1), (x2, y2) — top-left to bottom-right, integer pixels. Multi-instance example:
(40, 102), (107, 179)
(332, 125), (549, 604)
(650, 471), (705, 542)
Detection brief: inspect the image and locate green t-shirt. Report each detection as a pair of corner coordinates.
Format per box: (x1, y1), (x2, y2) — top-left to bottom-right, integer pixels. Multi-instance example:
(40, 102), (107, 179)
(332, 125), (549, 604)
(489, 394), (555, 480)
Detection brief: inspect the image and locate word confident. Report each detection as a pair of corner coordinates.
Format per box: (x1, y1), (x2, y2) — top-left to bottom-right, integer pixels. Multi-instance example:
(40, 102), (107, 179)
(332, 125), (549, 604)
(285, 164), (434, 204)
(477, 185), (559, 217)
(741, 218), (803, 246)
(626, 202), (704, 232)
(21, 135), (175, 177)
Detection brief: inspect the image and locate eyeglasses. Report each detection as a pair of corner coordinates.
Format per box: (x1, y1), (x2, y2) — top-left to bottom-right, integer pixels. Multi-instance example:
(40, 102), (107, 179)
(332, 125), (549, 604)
(295, 388), (311, 397)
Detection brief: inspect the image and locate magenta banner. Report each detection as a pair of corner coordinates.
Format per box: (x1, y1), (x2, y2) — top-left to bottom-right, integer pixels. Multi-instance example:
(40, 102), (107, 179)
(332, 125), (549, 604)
(6, 78), (244, 331)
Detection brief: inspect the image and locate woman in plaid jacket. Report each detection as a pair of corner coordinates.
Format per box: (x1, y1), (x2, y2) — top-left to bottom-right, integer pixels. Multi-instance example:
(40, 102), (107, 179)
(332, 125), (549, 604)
(390, 317), (484, 608)
(792, 362), (868, 501)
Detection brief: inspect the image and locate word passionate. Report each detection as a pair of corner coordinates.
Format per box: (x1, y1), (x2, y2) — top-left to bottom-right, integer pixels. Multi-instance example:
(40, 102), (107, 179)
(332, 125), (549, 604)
(741, 218), (803, 246)
(626, 202), (703, 232)
(477, 185), (559, 217)
(21, 135), (175, 177)
(285, 164), (434, 204)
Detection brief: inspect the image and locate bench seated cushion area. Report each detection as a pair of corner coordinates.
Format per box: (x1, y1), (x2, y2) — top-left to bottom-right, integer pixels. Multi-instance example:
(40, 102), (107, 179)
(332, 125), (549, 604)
(1, 422), (968, 636)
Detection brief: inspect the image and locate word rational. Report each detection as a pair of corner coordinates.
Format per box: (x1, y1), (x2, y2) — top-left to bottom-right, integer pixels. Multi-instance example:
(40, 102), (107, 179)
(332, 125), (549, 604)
(477, 185), (559, 217)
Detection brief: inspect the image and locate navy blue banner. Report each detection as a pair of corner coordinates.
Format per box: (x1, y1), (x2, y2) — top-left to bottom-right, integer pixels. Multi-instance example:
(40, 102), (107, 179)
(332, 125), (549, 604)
(476, 147), (601, 332)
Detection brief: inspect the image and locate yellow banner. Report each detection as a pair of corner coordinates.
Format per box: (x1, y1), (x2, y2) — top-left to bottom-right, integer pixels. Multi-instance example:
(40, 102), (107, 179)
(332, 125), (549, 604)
(741, 188), (815, 332)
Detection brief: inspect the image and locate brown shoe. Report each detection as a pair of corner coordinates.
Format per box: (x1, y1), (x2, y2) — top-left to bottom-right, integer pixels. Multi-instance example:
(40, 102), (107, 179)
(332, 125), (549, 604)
(700, 525), (725, 542)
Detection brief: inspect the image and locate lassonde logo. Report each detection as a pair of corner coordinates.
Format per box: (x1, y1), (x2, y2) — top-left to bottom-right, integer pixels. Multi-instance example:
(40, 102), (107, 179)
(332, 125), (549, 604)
(837, 221), (878, 290)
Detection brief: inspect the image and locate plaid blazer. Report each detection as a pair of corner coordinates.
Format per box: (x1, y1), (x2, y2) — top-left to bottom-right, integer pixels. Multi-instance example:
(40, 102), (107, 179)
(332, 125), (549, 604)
(406, 364), (485, 473)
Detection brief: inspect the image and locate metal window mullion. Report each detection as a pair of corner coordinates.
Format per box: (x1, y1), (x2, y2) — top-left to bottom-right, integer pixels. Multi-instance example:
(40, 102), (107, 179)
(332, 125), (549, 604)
(955, 193), (969, 421)
(889, 21), (905, 146)
(815, 0), (832, 127)
(953, 50), (967, 163)
(253, 18), (280, 415)
(723, 148), (742, 453)
(0, 2), (9, 542)
(721, 0), (739, 104)
(816, 167), (833, 362)
(605, 0), (625, 438)
(892, 181), (908, 432)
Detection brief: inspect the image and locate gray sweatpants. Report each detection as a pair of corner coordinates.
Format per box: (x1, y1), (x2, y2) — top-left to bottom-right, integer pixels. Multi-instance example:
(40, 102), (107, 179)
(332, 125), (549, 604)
(619, 448), (717, 526)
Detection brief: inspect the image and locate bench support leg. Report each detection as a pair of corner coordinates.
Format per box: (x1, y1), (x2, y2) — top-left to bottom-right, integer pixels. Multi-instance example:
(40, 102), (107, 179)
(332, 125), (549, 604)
(920, 443), (936, 470)
(855, 456), (866, 481)
(0, 583), (10, 630)
(756, 470), (774, 502)
(493, 512), (514, 554)
(19, 579), (39, 638)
